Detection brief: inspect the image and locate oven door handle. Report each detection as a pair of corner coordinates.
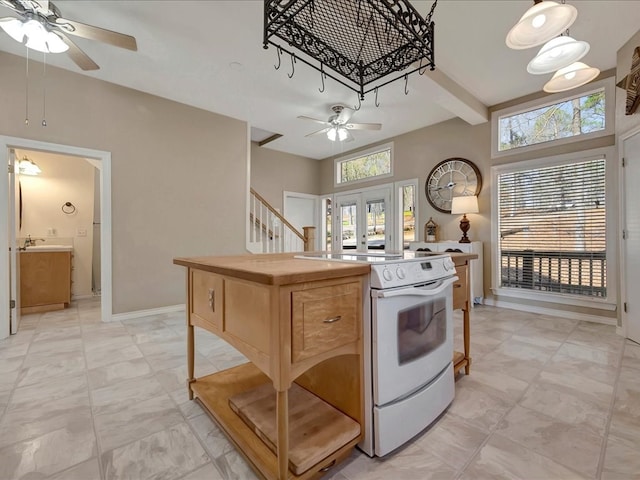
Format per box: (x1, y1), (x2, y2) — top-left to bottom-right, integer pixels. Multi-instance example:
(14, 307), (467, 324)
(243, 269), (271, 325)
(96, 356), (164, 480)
(374, 276), (458, 298)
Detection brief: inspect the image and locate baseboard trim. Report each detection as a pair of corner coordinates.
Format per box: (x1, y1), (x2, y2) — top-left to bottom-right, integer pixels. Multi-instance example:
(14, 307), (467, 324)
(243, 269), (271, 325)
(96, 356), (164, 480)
(110, 304), (185, 322)
(483, 298), (616, 326)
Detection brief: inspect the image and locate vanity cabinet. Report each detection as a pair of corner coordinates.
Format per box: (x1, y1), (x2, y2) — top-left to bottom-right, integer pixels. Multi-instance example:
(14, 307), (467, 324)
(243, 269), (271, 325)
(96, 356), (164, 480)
(20, 250), (72, 314)
(174, 254), (369, 480)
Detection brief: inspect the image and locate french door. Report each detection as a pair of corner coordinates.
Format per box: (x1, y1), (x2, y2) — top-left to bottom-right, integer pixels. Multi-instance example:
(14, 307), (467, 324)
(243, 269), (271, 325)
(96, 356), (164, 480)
(334, 187), (392, 252)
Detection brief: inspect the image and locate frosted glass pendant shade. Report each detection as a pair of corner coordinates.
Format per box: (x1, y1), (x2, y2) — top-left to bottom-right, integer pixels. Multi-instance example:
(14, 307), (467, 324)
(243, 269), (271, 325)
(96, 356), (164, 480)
(506, 1), (577, 50)
(527, 36), (590, 74)
(0, 17), (68, 53)
(543, 62), (600, 93)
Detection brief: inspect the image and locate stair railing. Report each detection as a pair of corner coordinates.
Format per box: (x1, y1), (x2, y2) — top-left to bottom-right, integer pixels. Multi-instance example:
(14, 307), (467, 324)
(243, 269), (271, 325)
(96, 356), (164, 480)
(249, 188), (316, 253)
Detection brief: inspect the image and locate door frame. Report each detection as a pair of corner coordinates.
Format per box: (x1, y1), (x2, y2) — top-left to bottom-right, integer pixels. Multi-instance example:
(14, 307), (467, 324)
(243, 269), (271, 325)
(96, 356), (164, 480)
(283, 191), (320, 250)
(619, 124), (640, 340)
(0, 136), (112, 339)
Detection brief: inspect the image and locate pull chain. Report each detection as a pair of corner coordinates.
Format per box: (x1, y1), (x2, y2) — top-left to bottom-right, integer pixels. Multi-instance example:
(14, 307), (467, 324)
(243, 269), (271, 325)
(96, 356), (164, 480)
(25, 47), (29, 125)
(42, 52), (47, 127)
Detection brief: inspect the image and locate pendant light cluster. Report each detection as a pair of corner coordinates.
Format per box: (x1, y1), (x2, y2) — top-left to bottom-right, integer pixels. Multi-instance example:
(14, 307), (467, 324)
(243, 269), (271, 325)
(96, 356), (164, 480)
(506, 0), (599, 93)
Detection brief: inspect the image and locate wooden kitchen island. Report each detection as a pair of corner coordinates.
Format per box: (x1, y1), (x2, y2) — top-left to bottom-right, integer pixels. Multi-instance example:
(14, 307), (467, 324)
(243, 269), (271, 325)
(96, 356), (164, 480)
(173, 253), (370, 480)
(448, 252), (478, 377)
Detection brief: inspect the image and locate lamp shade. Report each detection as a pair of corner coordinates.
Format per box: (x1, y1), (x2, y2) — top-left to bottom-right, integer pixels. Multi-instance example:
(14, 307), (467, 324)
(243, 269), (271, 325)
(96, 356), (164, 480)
(451, 195), (479, 215)
(527, 35), (590, 74)
(543, 61), (600, 93)
(506, 1), (577, 50)
(18, 156), (41, 176)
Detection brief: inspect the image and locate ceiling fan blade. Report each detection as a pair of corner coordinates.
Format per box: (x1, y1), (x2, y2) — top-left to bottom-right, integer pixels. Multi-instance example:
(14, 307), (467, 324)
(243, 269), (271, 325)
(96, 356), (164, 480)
(297, 115), (330, 126)
(59, 32), (99, 70)
(55, 17), (137, 51)
(336, 106), (354, 124)
(345, 122), (382, 131)
(305, 127), (331, 137)
(344, 130), (355, 142)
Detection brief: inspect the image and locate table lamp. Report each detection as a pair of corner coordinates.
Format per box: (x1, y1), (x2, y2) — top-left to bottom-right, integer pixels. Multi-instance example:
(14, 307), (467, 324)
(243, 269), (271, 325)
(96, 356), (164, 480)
(451, 195), (479, 243)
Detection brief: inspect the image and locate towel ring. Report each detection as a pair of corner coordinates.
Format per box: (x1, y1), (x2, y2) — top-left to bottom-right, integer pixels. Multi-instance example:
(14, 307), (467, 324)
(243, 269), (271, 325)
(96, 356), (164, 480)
(62, 202), (76, 214)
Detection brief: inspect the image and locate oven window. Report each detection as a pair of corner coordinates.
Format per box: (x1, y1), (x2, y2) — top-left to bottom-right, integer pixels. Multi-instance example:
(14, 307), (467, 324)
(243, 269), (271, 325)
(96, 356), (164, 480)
(397, 297), (446, 365)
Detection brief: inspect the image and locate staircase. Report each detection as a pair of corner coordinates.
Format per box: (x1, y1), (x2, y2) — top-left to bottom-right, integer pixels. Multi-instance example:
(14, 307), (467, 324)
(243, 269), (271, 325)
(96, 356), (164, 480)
(248, 188), (316, 254)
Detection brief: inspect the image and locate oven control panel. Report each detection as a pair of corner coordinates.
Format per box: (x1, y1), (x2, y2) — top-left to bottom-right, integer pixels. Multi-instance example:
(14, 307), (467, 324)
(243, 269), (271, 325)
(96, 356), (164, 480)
(370, 255), (455, 289)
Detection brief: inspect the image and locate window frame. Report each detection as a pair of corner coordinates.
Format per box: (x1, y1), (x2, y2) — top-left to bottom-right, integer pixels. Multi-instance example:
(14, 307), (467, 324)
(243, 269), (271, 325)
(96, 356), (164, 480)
(490, 148), (616, 312)
(334, 142), (394, 187)
(394, 178), (419, 250)
(491, 77), (615, 159)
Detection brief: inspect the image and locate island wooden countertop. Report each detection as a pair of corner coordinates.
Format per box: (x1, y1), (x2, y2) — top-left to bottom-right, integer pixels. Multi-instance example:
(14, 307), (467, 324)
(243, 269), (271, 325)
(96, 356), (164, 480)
(173, 252), (371, 286)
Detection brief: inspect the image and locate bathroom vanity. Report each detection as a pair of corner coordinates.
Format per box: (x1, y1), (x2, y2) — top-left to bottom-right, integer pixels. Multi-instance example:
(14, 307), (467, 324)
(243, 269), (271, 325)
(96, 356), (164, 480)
(20, 246), (73, 314)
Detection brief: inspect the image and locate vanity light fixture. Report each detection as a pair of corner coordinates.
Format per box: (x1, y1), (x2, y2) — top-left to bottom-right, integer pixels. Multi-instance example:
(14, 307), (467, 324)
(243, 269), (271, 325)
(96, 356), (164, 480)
(506, 0), (577, 50)
(0, 16), (68, 53)
(451, 195), (479, 244)
(527, 35), (589, 74)
(543, 61), (600, 93)
(18, 156), (41, 176)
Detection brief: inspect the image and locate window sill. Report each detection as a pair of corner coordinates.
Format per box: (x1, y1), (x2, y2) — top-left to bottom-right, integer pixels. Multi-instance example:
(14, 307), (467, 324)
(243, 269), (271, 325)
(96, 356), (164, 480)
(491, 287), (616, 312)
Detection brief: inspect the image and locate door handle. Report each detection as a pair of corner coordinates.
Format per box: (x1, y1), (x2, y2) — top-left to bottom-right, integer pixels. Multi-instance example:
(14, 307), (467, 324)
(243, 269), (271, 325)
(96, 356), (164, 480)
(208, 288), (215, 311)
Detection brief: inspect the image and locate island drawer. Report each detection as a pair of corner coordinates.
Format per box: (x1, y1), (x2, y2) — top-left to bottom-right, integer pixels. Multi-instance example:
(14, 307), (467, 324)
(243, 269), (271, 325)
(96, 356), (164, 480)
(190, 269), (224, 332)
(291, 281), (360, 363)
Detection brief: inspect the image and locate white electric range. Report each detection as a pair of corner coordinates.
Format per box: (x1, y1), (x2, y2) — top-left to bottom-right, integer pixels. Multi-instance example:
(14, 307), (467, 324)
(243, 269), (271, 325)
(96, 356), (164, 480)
(297, 251), (458, 456)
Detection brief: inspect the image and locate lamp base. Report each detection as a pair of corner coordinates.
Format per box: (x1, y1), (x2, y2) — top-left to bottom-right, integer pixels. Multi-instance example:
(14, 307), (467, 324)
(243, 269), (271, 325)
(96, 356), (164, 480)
(458, 214), (471, 243)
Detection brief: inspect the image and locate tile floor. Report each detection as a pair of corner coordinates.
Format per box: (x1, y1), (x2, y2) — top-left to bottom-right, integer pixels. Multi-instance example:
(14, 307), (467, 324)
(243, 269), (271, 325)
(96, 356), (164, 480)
(0, 299), (639, 480)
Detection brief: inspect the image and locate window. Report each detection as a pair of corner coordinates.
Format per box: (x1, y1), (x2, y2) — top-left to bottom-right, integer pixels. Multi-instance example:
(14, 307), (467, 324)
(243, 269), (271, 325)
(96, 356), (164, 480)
(335, 143), (393, 186)
(491, 78), (614, 158)
(496, 157), (606, 299)
(396, 179), (417, 249)
(498, 89), (605, 152)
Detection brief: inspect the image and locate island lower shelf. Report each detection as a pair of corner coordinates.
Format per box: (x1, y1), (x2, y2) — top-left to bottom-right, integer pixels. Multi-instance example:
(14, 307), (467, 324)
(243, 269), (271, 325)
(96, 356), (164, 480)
(192, 362), (362, 480)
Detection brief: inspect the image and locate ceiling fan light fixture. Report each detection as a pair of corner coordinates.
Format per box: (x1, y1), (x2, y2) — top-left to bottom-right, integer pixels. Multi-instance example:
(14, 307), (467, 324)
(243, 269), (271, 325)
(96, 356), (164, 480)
(506, 1), (577, 50)
(0, 17), (25, 43)
(1, 16), (68, 53)
(326, 126), (348, 142)
(543, 61), (600, 93)
(527, 35), (590, 74)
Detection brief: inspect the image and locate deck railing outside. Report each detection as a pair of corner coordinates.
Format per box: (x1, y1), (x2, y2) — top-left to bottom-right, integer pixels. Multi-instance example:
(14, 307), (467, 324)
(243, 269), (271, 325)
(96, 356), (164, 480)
(501, 249), (606, 297)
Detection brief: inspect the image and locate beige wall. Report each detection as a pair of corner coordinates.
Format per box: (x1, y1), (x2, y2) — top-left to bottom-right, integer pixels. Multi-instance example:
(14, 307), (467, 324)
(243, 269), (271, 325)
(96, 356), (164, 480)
(250, 142), (320, 209)
(1, 51), (249, 314)
(18, 150), (95, 297)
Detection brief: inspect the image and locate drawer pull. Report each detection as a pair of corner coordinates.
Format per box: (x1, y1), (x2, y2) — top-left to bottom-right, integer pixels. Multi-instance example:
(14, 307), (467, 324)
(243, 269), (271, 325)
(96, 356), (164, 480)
(453, 284), (462, 288)
(323, 315), (342, 324)
(208, 289), (215, 311)
(319, 460), (336, 472)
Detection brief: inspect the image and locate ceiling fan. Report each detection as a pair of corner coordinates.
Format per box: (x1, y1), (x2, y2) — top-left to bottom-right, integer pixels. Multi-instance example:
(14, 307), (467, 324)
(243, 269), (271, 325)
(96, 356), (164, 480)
(0, 0), (136, 71)
(298, 104), (382, 142)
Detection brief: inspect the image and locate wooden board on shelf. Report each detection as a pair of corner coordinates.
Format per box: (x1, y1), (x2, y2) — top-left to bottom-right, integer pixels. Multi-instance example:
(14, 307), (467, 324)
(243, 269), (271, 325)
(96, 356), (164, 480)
(191, 363), (361, 480)
(229, 382), (360, 476)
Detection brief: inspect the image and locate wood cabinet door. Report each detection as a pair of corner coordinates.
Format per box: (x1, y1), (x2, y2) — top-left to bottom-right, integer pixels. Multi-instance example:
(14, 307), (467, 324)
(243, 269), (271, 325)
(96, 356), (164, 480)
(452, 265), (468, 311)
(20, 252), (71, 307)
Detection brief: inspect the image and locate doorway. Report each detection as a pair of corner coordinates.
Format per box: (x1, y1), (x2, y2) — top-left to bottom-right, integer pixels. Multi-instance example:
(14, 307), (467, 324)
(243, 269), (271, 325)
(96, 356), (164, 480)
(0, 136), (112, 339)
(621, 127), (640, 344)
(334, 186), (392, 252)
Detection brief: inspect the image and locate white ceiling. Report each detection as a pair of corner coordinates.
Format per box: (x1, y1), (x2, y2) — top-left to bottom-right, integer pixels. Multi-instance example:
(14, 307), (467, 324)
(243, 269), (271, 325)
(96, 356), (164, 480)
(1, 1), (639, 160)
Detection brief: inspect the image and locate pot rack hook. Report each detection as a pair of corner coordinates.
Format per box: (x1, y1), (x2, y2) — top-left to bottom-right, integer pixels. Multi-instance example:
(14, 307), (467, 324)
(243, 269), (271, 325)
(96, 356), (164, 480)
(288, 53), (296, 79)
(318, 64), (326, 93)
(61, 201), (76, 214)
(353, 94), (362, 111)
(418, 58), (428, 75)
(274, 46), (282, 70)
(404, 74), (409, 95)
(374, 87), (380, 107)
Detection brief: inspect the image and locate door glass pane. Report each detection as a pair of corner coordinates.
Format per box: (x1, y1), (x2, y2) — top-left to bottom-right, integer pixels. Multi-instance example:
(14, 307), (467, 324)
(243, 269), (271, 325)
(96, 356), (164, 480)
(397, 297), (446, 365)
(402, 185), (415, 249)
(325, 198), (332, 251)
(340, 202), (357, 250)
(366, 198), (385, 250)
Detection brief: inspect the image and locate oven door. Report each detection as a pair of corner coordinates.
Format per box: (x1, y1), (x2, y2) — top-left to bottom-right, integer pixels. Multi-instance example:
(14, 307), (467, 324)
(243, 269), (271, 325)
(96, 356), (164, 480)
(371, 276), (456, 407)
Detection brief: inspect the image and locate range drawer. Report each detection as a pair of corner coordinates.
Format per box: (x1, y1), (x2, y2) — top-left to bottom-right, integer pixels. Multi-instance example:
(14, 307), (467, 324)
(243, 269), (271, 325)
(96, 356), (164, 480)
(291, 281), (360, 363)
(452, 265), (468, 310)
(191, 269), (224, 332)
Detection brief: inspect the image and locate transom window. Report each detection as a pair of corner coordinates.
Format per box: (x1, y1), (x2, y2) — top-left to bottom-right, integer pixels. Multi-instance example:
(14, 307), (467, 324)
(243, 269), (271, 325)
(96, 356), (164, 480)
(335, 143), (392, 186)
(496, 157), (606, 299)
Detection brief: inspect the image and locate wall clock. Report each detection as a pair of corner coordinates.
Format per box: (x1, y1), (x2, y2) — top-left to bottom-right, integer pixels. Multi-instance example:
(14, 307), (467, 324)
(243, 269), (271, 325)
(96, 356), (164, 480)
(425, 158), (482, 213)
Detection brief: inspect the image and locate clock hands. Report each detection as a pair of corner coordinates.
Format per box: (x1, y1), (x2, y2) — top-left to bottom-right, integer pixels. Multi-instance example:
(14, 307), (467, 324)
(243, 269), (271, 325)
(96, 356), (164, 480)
(434, 182), (456, 191)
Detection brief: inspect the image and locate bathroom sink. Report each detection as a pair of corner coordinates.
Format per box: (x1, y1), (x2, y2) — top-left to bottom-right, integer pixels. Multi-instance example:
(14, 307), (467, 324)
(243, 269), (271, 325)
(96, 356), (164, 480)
(24, 245), (73, 252)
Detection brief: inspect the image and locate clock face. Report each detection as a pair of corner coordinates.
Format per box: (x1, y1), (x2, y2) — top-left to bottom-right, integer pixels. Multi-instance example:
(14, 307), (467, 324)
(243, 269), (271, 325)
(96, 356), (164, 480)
(425, 158), (482, 213)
